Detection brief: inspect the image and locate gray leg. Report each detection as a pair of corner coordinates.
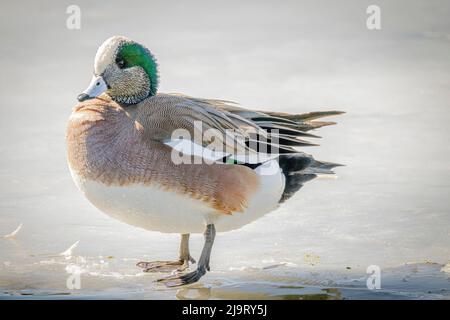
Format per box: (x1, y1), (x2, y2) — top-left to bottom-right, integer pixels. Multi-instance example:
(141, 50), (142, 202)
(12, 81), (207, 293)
(137, 233), (195, 273)
(158, 224), (216, 287)
(179, 233), (196, 264)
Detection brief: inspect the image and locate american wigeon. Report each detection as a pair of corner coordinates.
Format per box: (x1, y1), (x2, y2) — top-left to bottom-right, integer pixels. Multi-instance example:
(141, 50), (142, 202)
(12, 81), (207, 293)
(67, 36), (343, 286)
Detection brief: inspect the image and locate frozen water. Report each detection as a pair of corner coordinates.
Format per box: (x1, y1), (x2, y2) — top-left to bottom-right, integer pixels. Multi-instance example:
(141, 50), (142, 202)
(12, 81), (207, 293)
(0, 0), (449, 299)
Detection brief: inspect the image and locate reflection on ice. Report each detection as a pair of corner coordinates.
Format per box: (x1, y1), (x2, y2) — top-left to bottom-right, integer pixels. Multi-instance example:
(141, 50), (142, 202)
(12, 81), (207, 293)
(0, 241), (449, 299)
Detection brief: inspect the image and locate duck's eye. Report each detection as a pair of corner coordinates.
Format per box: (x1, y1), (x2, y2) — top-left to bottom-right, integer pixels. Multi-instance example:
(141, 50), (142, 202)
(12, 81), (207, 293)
(116, 59), (126, 69)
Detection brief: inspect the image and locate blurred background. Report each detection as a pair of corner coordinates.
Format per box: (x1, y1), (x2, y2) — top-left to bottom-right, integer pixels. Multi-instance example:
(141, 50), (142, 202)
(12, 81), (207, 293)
(0, 0), (449, 299)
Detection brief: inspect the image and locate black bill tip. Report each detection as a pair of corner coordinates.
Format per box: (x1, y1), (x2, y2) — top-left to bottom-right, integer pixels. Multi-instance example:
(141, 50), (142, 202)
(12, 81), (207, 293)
(77, 93), (91, 102)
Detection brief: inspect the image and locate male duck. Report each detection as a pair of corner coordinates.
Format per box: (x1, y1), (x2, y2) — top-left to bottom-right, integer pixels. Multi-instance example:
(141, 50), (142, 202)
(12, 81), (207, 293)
(67, 36), (343, 286)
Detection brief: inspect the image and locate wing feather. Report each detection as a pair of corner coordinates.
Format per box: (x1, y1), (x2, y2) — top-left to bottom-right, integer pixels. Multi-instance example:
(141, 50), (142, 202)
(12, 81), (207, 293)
(136, 93), (343, 164)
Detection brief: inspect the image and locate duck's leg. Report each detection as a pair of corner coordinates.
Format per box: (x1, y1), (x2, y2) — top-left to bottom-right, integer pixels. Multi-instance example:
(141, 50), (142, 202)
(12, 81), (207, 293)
(137, 234), (196, 273)
(158, 224), (216, 287)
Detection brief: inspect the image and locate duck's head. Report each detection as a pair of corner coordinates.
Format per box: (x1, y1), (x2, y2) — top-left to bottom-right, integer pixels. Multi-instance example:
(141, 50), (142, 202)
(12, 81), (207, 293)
(78, 36), (159, 105)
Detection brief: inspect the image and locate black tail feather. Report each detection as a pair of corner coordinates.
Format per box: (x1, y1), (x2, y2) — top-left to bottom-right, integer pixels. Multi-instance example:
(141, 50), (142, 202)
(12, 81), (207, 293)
(278, 154), (339, 202)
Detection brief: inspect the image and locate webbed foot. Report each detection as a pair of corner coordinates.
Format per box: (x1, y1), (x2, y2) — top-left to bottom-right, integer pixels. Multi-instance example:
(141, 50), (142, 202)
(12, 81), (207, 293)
(157, 266), (207, 287)
(137, 257), (195, 273)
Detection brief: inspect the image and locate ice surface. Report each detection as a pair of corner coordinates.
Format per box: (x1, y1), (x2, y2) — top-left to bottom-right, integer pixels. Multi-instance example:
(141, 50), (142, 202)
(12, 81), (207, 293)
(0, 0), (449, 299)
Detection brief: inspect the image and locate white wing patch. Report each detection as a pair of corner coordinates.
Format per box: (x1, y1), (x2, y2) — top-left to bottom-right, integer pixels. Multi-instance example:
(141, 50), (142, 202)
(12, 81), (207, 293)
(165, 139), (280, 164)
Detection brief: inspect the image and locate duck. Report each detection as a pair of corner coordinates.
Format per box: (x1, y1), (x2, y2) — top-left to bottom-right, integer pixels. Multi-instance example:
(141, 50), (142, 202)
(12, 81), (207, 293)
(67, 35), (343, 287)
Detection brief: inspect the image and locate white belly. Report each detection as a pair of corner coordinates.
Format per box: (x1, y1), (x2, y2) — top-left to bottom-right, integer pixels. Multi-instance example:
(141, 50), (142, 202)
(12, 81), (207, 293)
(69, 161), (285, 234)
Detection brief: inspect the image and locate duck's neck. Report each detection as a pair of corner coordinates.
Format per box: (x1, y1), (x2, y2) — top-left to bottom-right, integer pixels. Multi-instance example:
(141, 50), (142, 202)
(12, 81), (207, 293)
(108, 78), (151, 105)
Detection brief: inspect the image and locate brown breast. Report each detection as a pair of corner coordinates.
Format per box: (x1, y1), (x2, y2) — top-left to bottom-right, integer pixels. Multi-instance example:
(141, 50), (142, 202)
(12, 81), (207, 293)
(66, 96), (260, 214)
